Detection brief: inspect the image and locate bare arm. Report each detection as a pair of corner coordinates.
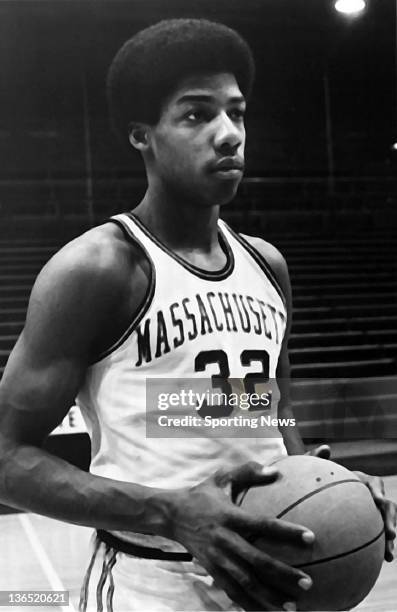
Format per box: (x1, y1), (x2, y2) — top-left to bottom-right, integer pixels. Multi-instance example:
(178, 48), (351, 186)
(0, 233), (178, 535)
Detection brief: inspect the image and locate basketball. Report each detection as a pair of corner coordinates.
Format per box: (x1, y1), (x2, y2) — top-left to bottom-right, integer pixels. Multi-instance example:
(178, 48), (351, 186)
(237, 455), (385, 611)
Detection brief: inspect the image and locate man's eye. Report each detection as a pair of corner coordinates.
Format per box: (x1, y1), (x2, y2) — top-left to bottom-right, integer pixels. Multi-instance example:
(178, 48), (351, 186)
(185, 110), (207, 122)
(229, 109), (245, 121)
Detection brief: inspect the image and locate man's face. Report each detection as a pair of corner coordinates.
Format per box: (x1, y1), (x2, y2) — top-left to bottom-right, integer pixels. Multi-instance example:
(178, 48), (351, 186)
(147, 72), (246, 206)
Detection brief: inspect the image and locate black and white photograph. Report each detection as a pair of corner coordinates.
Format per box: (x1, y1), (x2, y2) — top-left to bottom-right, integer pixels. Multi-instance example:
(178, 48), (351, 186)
(0, 1), (396, 611)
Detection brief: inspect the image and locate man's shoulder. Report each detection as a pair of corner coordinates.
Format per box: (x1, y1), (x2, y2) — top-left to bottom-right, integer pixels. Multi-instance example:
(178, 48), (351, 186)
(44, 221), (145, 285)
(29, 220), (151, 326)
(24, 221), (150, 356)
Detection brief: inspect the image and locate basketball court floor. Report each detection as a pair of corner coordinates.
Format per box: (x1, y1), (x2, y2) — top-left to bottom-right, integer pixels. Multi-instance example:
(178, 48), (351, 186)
(1, 476), (396, 612)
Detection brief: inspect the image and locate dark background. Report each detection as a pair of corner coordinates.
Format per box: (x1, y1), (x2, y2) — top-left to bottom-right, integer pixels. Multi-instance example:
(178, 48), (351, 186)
(0, 0), (395, 181)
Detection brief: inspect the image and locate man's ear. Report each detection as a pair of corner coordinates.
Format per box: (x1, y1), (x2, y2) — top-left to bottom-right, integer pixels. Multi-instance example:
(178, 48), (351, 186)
(128, 122), (150, 151)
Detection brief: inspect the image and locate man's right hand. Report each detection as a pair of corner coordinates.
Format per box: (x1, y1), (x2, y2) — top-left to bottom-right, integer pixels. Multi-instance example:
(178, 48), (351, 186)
(171, 462), (314, 612)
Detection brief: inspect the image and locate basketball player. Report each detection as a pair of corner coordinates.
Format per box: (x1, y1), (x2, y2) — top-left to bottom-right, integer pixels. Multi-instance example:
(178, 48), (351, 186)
(0, 19), (395, 612)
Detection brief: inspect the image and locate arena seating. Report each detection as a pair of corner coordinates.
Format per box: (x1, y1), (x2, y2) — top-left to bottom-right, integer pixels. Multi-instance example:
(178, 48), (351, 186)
(277, 234), (397, 455)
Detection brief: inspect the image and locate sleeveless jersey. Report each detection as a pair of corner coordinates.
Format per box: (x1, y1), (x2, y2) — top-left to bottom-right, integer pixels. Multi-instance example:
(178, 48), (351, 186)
(76, 213), (288, 551)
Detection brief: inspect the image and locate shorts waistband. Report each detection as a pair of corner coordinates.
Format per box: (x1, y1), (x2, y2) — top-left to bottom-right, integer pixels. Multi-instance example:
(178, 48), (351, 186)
(96, 529), (193, 562)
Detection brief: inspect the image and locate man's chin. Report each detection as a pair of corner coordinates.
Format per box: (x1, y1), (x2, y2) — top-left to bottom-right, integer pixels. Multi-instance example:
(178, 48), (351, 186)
(172, 176), (241, 207)
(214, 180), (241, 206)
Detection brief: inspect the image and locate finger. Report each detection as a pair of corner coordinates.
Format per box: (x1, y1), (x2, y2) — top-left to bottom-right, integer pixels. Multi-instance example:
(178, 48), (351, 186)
(231, 461), (279, 487)
(383, 500), (396, 561)
(360, 475), (396, 562)
(215, 461), (280, 502)
(360, 477), (393, 561)
(385, 543), (394, 563)
(369, 490), (391, 529)
(215, 553), (293, 611)
(357, 472), (385, 503)
(231, 511), (315, 546)
(384, 500), (397, 539)
(308, 444), (331, 460)
(214, 461), (278, 488)
(370, 478), (386, 503)
(215, 527), (313, 599)
(210, 565), (284, 611)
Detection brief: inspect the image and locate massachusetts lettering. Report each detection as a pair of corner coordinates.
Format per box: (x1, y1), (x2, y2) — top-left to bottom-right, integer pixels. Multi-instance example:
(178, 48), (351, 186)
(135, 291), (286, 367)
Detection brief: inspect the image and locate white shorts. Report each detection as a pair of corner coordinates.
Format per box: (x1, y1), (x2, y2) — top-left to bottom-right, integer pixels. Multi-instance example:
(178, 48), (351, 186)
(79, 534), (242, 612)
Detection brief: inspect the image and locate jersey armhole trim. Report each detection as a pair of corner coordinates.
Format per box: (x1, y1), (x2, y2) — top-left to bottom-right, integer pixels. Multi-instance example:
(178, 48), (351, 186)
(221, 221), (287, 310)
(90, 218), (156, 364)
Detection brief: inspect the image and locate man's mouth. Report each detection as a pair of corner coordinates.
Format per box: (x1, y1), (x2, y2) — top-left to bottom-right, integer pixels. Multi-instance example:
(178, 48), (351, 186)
(210, 158), (245, 178)
(212, 158), (245, 172)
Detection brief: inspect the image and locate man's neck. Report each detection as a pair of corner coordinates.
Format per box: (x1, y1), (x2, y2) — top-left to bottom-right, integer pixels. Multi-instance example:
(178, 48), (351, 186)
(131, 188), (221, 253)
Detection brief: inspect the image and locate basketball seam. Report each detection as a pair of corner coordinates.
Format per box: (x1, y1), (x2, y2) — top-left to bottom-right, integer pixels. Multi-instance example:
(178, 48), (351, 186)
(237, 478), (365, 510)
(294, 527), (385, 568)
(276, 479), (365, 519)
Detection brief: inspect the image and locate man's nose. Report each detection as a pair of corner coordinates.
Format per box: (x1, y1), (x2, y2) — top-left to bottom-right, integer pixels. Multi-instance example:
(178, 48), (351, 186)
(213, 112), (243, 152)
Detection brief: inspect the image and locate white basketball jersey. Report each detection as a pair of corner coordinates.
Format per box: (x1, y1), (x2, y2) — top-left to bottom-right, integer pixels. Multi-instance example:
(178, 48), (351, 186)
(77, 212), (288, 551)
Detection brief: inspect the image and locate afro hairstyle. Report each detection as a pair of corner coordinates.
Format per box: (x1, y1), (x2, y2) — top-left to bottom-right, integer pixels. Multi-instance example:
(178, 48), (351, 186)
(106, 18), (255, 145)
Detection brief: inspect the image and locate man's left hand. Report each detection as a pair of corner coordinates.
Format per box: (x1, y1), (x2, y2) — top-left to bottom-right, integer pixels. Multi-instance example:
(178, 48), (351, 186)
(355, 471), (397, 562)
(306, 445), (396, 561)
(306, 444), (331, 460)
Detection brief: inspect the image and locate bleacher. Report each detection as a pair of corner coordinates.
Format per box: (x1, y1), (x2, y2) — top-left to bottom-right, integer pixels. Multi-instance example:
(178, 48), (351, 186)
(278, 235), (397, 451)
(1, 177), (397, 474)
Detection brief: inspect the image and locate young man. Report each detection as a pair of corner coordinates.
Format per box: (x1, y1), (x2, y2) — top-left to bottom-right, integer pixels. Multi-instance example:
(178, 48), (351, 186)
(0, 18), (395, 612)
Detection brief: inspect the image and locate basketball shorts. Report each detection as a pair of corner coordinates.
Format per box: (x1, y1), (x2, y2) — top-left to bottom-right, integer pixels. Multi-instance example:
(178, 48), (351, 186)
(79, 532), (242, 612)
